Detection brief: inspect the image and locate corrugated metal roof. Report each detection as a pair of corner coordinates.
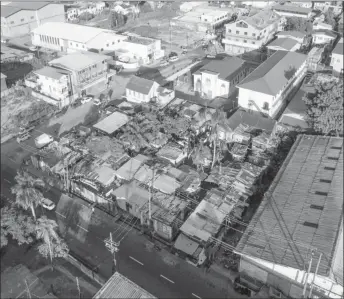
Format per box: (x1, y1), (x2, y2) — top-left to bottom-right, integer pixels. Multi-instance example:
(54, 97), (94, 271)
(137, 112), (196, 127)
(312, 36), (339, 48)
(332, 39), (343, 56)
(93, 111), (129, 135)
(273, 3), (312, 14)
(34, 66), (65, 80)
(49, 52), (110, 71)
(236, 135), (343, 277)
(276, 31), (306, 39)
(267, 38), (298, 51)
(32, 22), (115, 44)
(93, 272), (156, 299)
(1, 2), (51, 17)
(237, 51), (307, 96)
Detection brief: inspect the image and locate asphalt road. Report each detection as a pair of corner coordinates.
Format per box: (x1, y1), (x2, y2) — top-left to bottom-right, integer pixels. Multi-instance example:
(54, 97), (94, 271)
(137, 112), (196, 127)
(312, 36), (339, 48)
(1, 153), (245, 299)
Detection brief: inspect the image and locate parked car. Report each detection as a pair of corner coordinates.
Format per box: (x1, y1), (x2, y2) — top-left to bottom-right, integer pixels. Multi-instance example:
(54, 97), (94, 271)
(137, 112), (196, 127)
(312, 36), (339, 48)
(206, 54), (216, 59)
(169, 55), (179, 62)
(81, 96), (93, 104)
(181, 50), (187, 55)
(17, 132), (30, 143)
(18, 125), (35, 135)
(93, 98), (101, 106)
(160, 60), (169, 67)
(41, 198), (56, 210)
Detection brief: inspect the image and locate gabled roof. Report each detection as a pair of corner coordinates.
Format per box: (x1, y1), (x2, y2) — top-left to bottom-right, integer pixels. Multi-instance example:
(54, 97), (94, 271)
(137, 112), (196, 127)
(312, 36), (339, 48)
(332, 38), (344, 55)
(1, 2), (50, 18)
(195, 57), (245, 81)
(276, 31), (306, 39)
(237, 51), (307, 96)
(273, 3), (312, 14)
(33, 66), (66, 80)
(312, 29), (337, 38)
(237, 10), (281, 30)
(126, 76), (156, 95)
(93, 272), (156, 299)
(1, 73), (7, 79)
(267, 38), (298, 51)
(49, 52), (110, 71)
(236, 135), (343, 278)
(93, 111), (130, 135)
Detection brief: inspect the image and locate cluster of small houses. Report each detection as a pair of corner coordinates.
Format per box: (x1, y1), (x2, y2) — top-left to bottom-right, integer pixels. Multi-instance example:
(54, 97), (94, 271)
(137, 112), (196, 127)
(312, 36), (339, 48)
(29, 95), (287, 266)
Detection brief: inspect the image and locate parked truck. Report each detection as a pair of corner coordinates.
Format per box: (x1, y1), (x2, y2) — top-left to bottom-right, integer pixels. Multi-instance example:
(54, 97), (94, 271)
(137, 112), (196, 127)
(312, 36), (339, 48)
(35, 133), (53, 149)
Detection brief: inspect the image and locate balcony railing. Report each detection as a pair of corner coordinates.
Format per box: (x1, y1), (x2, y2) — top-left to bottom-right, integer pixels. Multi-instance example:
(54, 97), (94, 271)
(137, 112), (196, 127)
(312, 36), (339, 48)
(226, 32), (259, 40)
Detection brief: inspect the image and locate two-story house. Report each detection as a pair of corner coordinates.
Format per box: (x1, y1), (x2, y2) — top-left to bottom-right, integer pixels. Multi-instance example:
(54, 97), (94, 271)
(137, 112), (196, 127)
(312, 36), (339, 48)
(330, 38), (343, 77)
(30, 66), (71, 108)
(222, 10), (282, 55)
(48, 51), (113, 97)
(272, 4), (313, 18)
(193, 57), (247, 99)
(237, 50), (307, 119)
(312, 30), (337, 45)
(125, 76), (159, 103)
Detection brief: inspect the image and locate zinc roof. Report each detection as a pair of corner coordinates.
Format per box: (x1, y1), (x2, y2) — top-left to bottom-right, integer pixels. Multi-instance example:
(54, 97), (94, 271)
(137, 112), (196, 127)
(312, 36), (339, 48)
(236, 135), (343, 277)
(93, 111), (130, 135)
(276, 31), (306, 39)
(237, 51), (307, 96)
(238, 10), (281, 30)
(33, 66), (65, 80)
(1, 2), (50, 17)
(267, 38), (298, 51)
(49, 52), (110, 71)
(273, 3), (312, 14)
(32, 22), (115, 44)
(332, 38), (343, 56)
(93, 272), (156, 299)
(126, 76), (156, 95)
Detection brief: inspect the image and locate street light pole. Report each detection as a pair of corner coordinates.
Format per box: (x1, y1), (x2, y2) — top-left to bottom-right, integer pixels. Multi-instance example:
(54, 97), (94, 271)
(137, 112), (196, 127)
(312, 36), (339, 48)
(104, 232), (120, 274)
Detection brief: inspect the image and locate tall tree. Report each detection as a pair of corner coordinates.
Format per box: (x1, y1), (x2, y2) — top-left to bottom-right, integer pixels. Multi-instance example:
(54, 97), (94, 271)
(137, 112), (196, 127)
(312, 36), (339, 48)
(1, 207), (36, 247)
(11, 171), (46, 220)
(35, 216), (69, 263)
(303, 81), (343, 136)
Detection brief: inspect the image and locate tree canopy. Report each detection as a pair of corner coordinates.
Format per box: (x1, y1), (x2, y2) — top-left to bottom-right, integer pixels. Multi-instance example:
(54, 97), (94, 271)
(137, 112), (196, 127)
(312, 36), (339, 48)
(303, 81), (343, 136)
(284, 17), (312, 33)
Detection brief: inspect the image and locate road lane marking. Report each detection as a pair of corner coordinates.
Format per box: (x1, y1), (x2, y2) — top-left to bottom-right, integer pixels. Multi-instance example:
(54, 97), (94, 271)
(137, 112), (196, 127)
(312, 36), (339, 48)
(129, 256), (144, 266)
(55, 211), (66, 218)
(192, 293), (202, 299)
(77, 224), (88, 232)
(4, 179), (11, 184)
(160, 275), (174, 284)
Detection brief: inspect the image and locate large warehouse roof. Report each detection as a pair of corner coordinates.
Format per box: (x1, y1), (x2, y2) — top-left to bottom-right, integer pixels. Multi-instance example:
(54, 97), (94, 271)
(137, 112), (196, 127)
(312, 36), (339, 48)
(236, 135), (343, 279)
(31, 22), (121, 44)
(93, 111), (130, 135)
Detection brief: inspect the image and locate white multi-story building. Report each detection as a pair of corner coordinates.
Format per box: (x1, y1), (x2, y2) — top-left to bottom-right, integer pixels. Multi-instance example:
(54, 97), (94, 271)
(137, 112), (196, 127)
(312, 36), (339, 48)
(237, 50), (307, 119)
(31, 22), (127, 53)
(331, 38), (343, 77)
(222, 10), (282, 55)
(193, 57), (247, 100)
(117, 34), (164, 65)
(1, 2), (65, 38)
(312, 30), (337, 45)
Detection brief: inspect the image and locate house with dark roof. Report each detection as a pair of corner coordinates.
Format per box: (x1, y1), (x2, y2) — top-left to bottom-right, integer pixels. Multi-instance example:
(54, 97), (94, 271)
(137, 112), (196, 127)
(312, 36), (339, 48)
(125, 75), (160, 103)
(273, 3), (313, 18)
(0, 2), (65, 38)
(237, 50), (307, 119)
(330, 38), (343, 77)
(222, 10), (283, 55)
(312, 30), (337, 45)
(193, 57), (247, 99)
(235, 134), (343, 299)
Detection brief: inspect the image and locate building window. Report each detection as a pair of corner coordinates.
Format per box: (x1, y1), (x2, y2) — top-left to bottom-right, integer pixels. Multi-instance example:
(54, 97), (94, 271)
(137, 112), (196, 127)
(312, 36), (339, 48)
(11, 21), (14, 24)
(82, 45), (85, 48)
(252, 41), (255, 44)
(106, 43), (109, 47)
(76, 44), (78, 47)
(244, 32), (247, 35)
(263, 102), (269, 110)
(112, 41), (115, 45)
(21, 19), (24, 22)
(236, 30), (239, 34)
(70, 42), (73, 46)
(101, 48), (103, 51)
(244, 40), (247, 43)
(228, 29), (231, 33)
(31, 16), (34, 19)
(252, 33), (256, 37)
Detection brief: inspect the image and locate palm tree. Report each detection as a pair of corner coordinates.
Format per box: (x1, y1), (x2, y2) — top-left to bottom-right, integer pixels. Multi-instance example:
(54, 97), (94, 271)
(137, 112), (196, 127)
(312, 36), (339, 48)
(35, 216), (60, 264)
(200, 108), (232, 169)
(11, 171), (46, 220)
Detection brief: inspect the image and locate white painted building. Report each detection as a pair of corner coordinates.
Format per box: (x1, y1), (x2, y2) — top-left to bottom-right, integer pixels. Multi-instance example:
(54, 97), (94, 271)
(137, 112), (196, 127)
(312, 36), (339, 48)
(222, 10), (282, 55)
(125, 76), (159, 104)
(312, 30), (337, 45)
(331, 38), (343, 76)
(193, 57), (247, 100)
(237, 51), (307, 119)
(1, 2), (65, 38)
(31, 22), (127, 53)
(235, 134), (343, 299)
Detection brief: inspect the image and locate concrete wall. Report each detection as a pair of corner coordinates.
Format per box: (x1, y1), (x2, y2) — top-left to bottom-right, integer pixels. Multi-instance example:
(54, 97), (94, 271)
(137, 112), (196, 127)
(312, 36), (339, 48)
(1, 78), (8, 91)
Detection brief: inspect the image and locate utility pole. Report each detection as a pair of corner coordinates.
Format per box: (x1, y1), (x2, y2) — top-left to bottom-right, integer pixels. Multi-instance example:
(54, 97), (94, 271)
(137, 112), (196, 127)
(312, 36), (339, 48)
(25, 279), (31, 299)
(149, 169), (155, 223)
(104, 232), (120, 274)
(303, 249), (315, 298)
(76, 277), (81, 299)
(308, 252), (322, 298)
(169, 20), (172, 53)
(186, 33), (189, 49)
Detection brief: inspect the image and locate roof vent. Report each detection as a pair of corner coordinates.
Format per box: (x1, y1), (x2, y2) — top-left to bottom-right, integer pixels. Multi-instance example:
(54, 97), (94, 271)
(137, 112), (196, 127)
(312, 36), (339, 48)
(315, 191), (328, 196)
(328, 156), (339, 160)
(324, 166), (335, 171)
(331, 146), (342, 150)
(319, 179), (331, 183)
(310, 204), (324, 210)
